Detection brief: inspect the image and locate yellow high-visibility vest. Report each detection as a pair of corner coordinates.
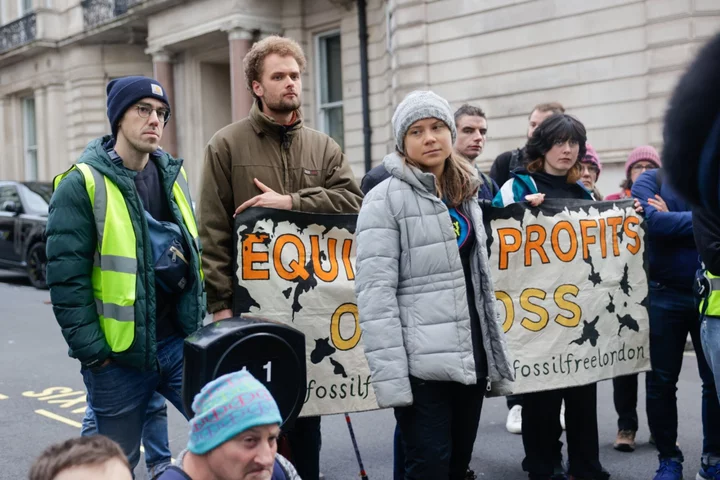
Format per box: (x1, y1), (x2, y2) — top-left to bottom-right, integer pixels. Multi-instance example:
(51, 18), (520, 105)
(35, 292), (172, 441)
(54, 163), (201, 352)
(700, 270), (720, 316)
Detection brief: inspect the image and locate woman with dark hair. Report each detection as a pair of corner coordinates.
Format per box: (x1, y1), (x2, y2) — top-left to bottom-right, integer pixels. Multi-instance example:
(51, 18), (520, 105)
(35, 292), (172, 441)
(605, 146), (661, 201)
(493, 113), (609, 480)
(493, 113), (594, 207)
(355, 90), (513, 479)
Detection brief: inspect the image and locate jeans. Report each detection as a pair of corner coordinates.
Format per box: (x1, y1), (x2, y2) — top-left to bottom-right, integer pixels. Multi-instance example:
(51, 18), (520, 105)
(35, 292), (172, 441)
(522, 383), (607, 479)
(702, 318), (720, 407)
(613, 374), (639, 432)
(82, 392), (171, 478)
(394, 376), (486, 480)
(81, 335), (188, 473)
(645, 283), (720, 462)
(286, 416), (322, 480)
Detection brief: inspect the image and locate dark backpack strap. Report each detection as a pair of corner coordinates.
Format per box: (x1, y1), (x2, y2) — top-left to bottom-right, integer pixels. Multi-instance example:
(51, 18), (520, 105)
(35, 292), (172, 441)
(271, 459), (288, 480)
(508, 148), (522, 173)
(156, 466), (193, 480)
(478, 171), (499, 197)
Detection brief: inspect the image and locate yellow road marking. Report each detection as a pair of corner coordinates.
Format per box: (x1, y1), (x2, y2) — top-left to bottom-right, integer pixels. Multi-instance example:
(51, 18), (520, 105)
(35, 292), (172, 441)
(35, 409), (82, 428)
(0, 394), (8, 400)
(34, 409), (165, 458)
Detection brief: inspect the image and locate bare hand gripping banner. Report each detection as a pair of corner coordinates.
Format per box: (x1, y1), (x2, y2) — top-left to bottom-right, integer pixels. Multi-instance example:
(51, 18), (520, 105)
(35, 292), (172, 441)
(233, 207), (378, 417)
(485, 198), (650, 394)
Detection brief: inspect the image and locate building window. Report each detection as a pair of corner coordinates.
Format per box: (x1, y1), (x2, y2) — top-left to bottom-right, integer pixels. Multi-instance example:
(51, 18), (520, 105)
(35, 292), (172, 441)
(315, 30), (344, 150)
(19, 0), (32, 15)
(23, 97), (37, 181)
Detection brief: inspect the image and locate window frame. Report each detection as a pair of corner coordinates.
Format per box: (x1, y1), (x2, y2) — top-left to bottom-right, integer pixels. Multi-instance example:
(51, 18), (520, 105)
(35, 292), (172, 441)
(18, 0), (32, 16)
(22, 96), (38, 182)
(314, 29), (344, 148)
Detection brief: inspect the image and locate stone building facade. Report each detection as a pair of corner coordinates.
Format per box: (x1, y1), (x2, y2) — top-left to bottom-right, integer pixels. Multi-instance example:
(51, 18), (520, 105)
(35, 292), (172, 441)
(0, 0), (718, 197)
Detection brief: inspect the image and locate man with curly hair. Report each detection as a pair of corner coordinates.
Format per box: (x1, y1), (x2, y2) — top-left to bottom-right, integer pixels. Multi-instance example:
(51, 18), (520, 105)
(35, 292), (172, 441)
(198, 35), (363, 480)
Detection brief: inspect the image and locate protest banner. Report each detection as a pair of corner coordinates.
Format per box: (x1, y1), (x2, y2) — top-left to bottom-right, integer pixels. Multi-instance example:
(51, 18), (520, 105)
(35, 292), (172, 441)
(232, 207), (378, 417)
(486, 198), (650, 394)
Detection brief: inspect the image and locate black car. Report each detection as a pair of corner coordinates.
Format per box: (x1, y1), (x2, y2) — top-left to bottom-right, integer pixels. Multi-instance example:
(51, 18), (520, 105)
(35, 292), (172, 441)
(0, 181), (52, 289)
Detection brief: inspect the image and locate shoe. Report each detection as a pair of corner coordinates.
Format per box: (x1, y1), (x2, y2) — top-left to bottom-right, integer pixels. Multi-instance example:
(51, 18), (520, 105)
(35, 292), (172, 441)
(613, 429), (637, 452)
(506, 404), (522, 434)
(653, 458), (683, 480)
(698, 463), (720, 479)
(465, 468), (478, 479)
(560, 401), (566, 430)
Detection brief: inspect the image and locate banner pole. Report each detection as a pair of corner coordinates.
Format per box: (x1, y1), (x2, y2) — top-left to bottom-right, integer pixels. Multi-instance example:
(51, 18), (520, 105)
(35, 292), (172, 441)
(344, 412), (369, 480)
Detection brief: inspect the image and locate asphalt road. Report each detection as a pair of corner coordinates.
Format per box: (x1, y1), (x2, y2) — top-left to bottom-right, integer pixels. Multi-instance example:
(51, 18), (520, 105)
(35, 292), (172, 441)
(0, 269), (709, 480)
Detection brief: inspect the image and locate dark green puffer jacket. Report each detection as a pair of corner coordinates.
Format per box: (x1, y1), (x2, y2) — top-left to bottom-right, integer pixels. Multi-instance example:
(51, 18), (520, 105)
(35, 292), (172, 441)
(46, 136), (205, 370)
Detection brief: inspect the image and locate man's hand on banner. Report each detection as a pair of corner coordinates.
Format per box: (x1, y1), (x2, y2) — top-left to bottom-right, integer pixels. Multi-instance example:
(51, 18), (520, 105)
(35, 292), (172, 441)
(213, 309), (233, 321)
(234, 178), (293, 217)
(647, 194), (669, 212)
(525, 193), (546, 207)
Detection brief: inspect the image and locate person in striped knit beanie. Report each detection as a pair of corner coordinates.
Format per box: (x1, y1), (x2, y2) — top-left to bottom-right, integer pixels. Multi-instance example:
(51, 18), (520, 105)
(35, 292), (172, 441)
(156, 370), (300, 480)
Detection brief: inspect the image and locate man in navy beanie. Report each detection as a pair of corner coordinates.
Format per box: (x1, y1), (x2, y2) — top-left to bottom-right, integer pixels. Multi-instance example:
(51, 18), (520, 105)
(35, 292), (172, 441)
(46, 75), (205, 478)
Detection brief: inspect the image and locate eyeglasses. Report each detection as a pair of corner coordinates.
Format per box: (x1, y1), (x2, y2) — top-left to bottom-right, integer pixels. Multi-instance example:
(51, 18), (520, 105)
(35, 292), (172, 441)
(580, 163), (599, 174)
(135, 104), (170, 123)
(631, 163), (657, 172)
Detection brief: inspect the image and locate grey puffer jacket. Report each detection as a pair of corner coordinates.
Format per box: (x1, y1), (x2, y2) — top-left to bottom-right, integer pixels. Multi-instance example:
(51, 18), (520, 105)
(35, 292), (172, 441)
(355, 152), (514, 408)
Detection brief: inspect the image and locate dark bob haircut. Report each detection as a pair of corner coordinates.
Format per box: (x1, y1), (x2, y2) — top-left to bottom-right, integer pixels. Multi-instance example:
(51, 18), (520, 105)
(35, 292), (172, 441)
(525, 113), (587, 183)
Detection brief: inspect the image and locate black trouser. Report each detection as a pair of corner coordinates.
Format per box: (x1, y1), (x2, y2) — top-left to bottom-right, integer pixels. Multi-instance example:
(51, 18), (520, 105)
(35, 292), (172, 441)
(394, 376), (486, 480)
(522, 383), (608, 479)
(286, 416), (322, 480)
(507, 394), (523, 409)
(613, 373), (639, 432)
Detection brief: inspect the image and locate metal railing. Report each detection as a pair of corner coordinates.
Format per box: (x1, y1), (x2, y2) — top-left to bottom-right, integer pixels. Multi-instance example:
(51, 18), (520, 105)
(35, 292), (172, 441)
(81, 0), (144, 28)
(0, 13), (36, 54)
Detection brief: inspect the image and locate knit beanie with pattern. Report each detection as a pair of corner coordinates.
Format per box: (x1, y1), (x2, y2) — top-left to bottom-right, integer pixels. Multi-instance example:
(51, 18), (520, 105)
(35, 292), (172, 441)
(187, 370), (282, 455)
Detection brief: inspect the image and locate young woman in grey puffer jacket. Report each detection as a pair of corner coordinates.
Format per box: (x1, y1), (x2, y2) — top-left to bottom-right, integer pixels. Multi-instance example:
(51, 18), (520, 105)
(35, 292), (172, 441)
(355, 90), (514, 480)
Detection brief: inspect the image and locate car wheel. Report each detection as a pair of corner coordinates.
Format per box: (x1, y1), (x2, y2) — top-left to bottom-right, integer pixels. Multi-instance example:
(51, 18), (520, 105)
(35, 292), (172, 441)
(27, 242), (48, 290)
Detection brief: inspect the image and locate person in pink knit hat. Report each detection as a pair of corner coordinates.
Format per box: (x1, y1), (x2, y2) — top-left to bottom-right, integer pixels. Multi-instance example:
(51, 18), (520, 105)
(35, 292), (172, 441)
(580, 143), (603, 199)
(605, 145), (661, 200)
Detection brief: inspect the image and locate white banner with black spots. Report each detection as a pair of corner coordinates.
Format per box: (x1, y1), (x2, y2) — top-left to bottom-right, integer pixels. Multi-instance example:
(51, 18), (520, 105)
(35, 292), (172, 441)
(232, 208), (378, 417)
(486, 198), (651, 394)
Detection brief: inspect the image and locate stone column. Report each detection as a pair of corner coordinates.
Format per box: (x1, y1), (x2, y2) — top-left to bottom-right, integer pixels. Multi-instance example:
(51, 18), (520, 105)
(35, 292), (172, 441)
(228, 28), (254, 122)
(45, 83), (67, 174)
(0, 98), (6, 179)
(152, 50), (178, 157)
(33, 87), (48, 181)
